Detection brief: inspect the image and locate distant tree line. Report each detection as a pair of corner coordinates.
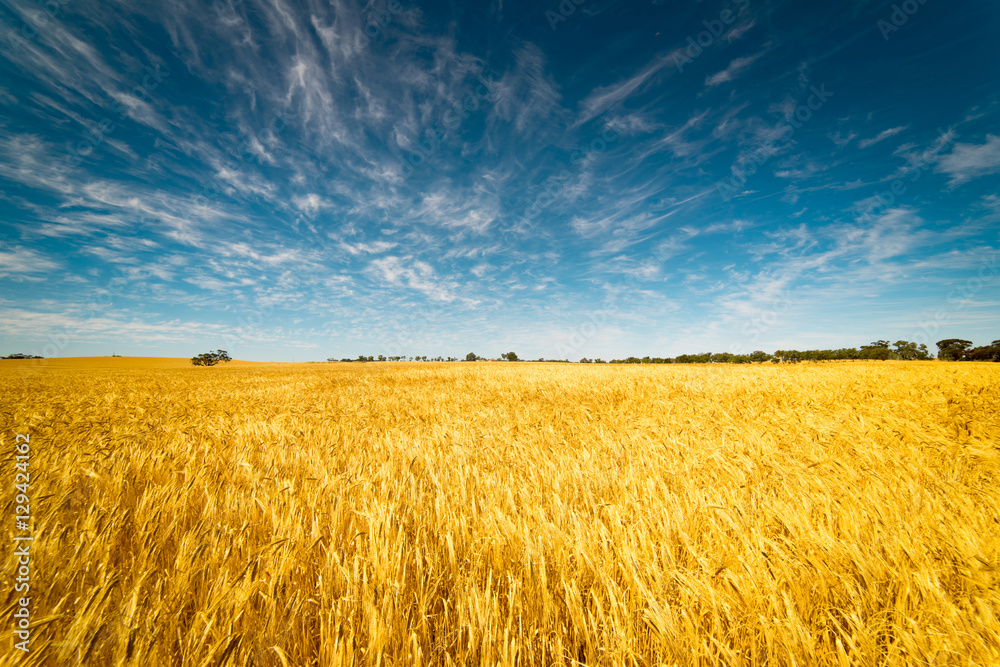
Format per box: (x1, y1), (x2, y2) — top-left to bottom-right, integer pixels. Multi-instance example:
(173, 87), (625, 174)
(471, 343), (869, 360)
(606, 339), (999, 364)
(317, 339), (999, 365)
(935, 339), (1000, 361)
(608, 340), (929, 364)
(329, 355), (456, 362)
(2, 353), (44, 359)
(328, 352), (522, 362)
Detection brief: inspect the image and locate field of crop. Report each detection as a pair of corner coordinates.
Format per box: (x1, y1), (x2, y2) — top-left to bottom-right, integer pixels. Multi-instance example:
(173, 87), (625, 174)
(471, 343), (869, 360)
(2, 359), (999, 666)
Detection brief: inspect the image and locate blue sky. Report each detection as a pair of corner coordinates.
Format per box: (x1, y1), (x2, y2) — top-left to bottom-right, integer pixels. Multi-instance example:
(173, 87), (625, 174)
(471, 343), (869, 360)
(1, 0), (998, 361)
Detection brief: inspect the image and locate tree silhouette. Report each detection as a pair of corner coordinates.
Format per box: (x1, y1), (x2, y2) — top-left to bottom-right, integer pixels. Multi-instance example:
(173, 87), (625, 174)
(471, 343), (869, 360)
(936, 339), (973, 361)
(965, 340), (1000, 362)
(191, 350), (231, 366)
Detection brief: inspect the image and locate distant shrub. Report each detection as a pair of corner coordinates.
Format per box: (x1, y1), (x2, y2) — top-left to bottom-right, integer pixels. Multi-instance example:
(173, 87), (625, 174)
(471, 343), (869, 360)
(191, 350), (231, 366)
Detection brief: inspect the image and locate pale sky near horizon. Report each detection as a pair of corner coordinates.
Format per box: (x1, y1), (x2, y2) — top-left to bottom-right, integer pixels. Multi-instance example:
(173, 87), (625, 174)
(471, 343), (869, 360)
(1, 0), (998, 361)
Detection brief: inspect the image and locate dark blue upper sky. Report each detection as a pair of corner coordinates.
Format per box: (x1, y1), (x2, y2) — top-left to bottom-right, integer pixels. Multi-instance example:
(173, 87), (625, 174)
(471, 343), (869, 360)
(1, 0), (998, 360)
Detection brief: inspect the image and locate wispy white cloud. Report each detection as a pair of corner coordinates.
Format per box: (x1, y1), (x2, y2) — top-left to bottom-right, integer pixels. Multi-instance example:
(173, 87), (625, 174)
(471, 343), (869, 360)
(858, 125), (907, 149)
(340, 240), (398, 255)
(726, 20), (756, 42)
(829, 130), (856, 148)
(936, 135), (1000, 186)
(0, 247), (61, 280)
(368, 256), (462, 303)
(705, 50), (767, 87)
(576, 52), (675, 126)
(293, 193), (330, 216)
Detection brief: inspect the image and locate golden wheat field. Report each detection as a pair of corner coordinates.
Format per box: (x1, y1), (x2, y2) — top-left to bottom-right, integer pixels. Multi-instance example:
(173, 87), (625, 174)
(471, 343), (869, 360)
(2, 358), (999, 666)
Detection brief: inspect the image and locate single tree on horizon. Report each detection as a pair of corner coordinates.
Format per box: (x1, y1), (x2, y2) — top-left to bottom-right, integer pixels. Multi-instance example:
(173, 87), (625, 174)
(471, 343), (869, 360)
(191, 350), (231, 366)
(936, 339), (973, 361)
